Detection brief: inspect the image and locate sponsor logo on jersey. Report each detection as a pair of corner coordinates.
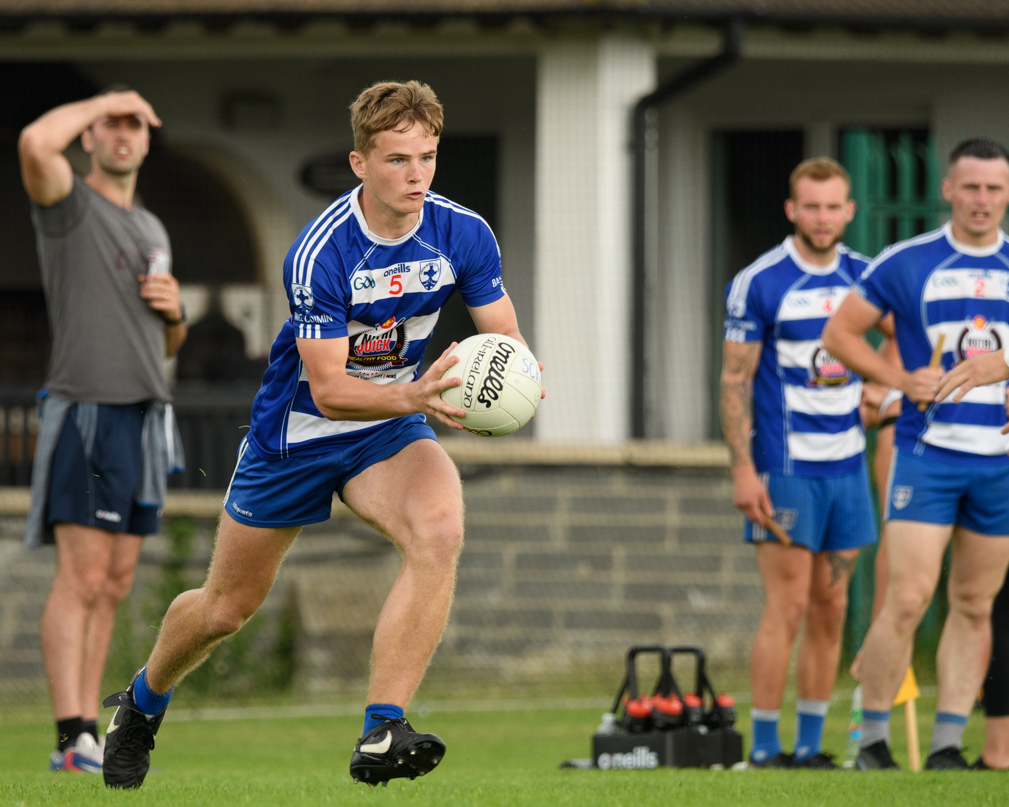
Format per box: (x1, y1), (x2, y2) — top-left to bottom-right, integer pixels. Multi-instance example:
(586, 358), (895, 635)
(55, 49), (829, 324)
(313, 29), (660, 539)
(930, 273), (960, 288)
(294, 312), (334, 324)
(958, 315), (1001, 361)
(383, 263), (412, 277)
(292, 283), (315, 312)
(420, 259), (441, 291)
(353, 275), (376, 290)
(810, 345), (850, 386)
(348, 321), (409, 368)
(724, 317), (757, 333)
(892, 486), (912, 511)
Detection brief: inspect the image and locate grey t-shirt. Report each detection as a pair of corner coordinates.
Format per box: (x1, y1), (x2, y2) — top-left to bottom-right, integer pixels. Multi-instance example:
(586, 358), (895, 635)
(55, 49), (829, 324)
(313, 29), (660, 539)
(32, 176), (172, 403)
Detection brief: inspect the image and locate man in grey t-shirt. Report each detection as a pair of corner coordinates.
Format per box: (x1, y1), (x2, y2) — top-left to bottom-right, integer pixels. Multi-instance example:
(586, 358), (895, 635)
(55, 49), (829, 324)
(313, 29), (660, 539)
(19, 88), (187, 774)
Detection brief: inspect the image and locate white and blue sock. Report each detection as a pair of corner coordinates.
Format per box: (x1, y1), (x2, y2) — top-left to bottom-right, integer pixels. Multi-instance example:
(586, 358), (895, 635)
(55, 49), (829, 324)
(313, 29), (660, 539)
(793, 700), (829, 762)
(750, 708), (782, 763)
(131, 667), (173, 717)
(860, 708), (891, 749)
(363, 703), (404, 736)
(929, 712), (968, 755)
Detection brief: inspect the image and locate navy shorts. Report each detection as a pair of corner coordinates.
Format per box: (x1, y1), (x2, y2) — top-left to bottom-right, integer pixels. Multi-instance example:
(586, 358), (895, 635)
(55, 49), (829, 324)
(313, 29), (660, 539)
(223, 415), (437, 528)
(744, 465), (877, 552)
(47, 402), (160, 536)
(884, 448), (1009, 536)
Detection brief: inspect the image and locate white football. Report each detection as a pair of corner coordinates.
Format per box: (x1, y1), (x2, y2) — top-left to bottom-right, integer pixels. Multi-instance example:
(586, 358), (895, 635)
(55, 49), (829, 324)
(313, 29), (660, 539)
(440, 333), (542, 437)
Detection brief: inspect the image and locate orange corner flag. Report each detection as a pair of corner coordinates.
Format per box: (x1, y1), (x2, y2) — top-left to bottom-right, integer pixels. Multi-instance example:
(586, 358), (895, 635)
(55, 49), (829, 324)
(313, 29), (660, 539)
(893, 667), (920, 706)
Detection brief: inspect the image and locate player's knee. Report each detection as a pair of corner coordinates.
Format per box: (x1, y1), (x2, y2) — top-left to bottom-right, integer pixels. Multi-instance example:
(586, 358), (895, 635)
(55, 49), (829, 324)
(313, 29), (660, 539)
(404, 512), (464, 567)
(101, 571), (136, 606)
(102, 562), (138, 604)
(886, 586), (931, 633)
(204, 596), (257, 639)
(948, 588), (994, 626)
(768, 593), (808, 637)
(61, 567), (109, 609)
(810, 589), (849, 630)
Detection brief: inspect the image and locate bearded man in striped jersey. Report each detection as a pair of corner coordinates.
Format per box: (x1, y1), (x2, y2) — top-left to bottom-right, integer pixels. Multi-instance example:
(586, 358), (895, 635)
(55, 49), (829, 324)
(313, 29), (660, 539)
(721, 158), (876, 770)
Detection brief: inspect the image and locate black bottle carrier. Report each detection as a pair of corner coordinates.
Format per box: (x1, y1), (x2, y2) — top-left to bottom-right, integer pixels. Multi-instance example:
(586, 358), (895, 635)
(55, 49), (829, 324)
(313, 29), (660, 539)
(592, 644), (743, 770)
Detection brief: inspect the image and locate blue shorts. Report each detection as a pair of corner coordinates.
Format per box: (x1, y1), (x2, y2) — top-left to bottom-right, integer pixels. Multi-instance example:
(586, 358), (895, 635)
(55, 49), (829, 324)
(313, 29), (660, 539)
(744, 465), (877, 552)
(884, 448), (1009, 536)
(224, 415), (437, 528)
(48, 402), (160, 537)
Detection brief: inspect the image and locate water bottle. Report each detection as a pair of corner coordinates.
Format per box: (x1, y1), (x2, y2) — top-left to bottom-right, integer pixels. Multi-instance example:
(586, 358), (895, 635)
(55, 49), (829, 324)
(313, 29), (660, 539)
(843, 685), (863, 769)
(596, 712), (619, 735)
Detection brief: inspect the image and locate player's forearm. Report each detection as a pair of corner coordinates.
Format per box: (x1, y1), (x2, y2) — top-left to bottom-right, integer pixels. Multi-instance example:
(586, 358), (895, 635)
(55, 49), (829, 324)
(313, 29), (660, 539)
(823, 322), (909, 391)
(719, 374), (755, 471)
(310, 375), (419, 422)
(20, 97), (111, 162)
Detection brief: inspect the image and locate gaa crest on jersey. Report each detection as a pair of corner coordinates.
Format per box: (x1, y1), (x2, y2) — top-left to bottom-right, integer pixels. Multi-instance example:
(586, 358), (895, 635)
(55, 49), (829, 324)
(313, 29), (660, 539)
(957, 315), (1001, 361)
(810, 345), (850, 387)
(292, 284), (315, 312)
(348, 319), (408, 368)
(420, 259), (442, 291)
(892, 486), (913, 511)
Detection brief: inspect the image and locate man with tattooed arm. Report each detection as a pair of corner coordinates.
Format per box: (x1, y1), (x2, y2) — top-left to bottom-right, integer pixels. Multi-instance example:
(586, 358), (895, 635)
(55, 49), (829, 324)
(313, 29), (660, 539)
(720, 157), (876, 769)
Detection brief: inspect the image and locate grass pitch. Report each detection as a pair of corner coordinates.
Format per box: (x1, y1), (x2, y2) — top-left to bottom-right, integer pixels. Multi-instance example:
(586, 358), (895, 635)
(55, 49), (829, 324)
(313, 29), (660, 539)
(2, 698), (1005, 806)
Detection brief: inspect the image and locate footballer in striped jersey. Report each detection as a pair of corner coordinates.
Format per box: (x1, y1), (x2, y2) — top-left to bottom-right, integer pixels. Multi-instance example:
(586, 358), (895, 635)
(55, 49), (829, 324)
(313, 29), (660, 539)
(721, 158), (877, 769)
(824, 138), (1009, 771)
(101, 81), (541, 790)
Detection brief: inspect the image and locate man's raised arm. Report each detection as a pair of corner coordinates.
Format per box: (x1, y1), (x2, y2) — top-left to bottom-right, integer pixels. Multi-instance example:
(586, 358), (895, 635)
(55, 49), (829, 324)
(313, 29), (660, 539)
(19, 91), (161, 206)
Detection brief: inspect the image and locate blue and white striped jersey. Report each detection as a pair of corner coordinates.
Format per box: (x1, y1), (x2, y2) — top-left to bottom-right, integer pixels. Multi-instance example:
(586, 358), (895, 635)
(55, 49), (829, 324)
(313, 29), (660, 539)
(247, 186), (506, 460)
(856, 223), (1009, 465)
(724, 236), (870, 477)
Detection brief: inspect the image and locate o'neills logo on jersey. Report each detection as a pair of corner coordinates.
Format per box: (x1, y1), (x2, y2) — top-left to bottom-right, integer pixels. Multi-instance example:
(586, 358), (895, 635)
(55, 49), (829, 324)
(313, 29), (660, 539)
(958, 315), (1001, 361)
(471, 340), (517, 408)
(348, 319), (408, 368)
(810, 345), (850, 386)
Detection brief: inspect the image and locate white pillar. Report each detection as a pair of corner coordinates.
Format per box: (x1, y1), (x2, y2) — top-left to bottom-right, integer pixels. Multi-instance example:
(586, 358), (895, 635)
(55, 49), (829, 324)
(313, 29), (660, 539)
(657, 104), (711, 442)
(534, 35), (656, 443)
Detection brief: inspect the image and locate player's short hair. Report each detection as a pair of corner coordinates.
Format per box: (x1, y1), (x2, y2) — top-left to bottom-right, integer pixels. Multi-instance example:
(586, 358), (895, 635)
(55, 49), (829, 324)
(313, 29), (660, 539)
(350, 81), (444, 155)
(99, 83), (133, 95)
(948, 138), (1009, 166)
(789, 157), (851, 199)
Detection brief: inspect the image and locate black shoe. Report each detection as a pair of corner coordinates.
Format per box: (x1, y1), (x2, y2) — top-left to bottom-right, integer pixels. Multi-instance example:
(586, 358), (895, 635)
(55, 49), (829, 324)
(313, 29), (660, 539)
(925, 746), (969, 770)
(793, 751), (839, 770)
(855, 740), (900, 770)
(748, 751), (793, 768)
(101, 672), (167, 789)
(349, 717), (445, 786)
(972, 756), (1008, 770)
